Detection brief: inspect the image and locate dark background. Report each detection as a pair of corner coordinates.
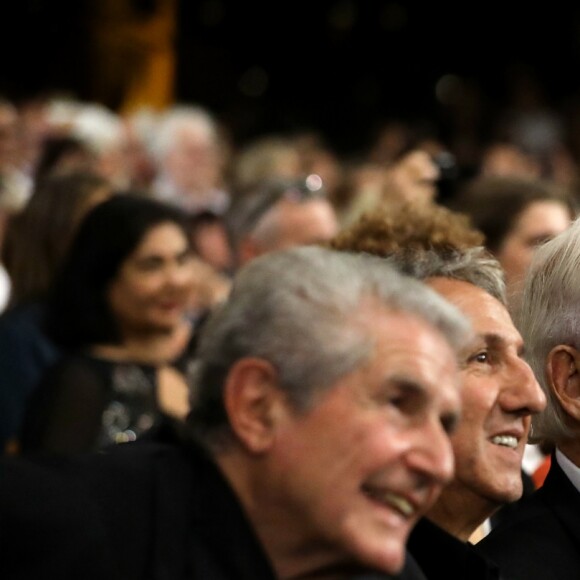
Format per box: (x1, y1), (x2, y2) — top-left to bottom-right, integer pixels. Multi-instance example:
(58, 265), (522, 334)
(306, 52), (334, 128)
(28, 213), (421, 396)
(3, 1), (580, 155)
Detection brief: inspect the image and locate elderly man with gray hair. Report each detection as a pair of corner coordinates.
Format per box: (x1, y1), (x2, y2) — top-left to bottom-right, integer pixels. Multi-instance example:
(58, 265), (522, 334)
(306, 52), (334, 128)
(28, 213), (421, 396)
(178, 245), (470, 578)
(150, 104), (229, 215)
(475, 217), (580, 579)
(1, 245), (470, 580)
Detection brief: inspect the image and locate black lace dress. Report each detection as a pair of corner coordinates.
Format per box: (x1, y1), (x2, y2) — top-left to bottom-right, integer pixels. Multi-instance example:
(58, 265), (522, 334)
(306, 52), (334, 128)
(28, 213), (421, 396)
(19, 353), (182, 454)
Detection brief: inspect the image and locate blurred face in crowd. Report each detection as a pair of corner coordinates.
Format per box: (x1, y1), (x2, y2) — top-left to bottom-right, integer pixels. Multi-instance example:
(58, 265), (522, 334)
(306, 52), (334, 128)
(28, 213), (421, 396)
(165, 126), (222, 193)
(496, 200), (571, 299)
(190, 217), (233, 273)
(426, 278), (546, 512)
(108, 222), (194, 335)
(253, 198), (339, 253)
(384, 150), (441, 205)
(479, 143), (540, 180)
(251, 308), (461, 575)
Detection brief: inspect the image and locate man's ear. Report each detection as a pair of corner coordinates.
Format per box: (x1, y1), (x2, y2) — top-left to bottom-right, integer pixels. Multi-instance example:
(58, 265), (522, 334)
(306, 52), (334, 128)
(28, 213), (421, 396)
(547, 345), (580, 420)
(223, 357), (283, 453)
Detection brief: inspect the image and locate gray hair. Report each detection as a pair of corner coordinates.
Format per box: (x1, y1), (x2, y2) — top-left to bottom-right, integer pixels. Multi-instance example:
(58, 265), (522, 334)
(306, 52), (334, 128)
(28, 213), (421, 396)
(225, 175), (328, 260)
(517, 218), (580, 445)
(187, 245), (472, 449)
(149, 105), (218, 162)
(384, 246), (507, 306)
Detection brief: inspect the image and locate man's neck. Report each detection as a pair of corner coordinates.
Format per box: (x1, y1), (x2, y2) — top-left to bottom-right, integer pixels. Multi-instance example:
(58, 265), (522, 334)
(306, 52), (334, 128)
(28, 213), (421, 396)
(425, 486), (498, 542)
(215, 450), (356, 579)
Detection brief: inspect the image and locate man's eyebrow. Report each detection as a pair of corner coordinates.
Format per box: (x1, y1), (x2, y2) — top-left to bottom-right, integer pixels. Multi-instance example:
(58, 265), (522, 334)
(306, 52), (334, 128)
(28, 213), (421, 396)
(375, 375), (426, 401)
(389, 376), (424, 394)
(480, 332), (525, 357)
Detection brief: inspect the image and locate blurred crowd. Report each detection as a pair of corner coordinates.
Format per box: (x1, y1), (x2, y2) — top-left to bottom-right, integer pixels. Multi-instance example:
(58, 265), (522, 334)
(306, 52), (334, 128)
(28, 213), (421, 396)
(1, 81), (580, 579)
(0, 90), (576, 446)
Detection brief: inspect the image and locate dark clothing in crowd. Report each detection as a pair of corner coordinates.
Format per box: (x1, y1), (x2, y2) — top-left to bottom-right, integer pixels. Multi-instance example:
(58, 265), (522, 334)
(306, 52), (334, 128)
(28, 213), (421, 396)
(408, 517), (501, 580)
(0, 428), (422, 579)
(476, 454), (580, 580)
(19, 354), (164, 453)
(1, 435), (276, 579)
(0, 302), (59, 451)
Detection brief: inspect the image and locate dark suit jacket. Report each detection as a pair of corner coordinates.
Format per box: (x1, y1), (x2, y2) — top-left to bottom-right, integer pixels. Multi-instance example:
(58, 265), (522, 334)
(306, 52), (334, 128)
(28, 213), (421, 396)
(407, 517), (500, 580)
(475, 454), (580, 580)
(1, 432), (424, 579)
(0, 453), (113, 580)
(1, 438), (277, 580)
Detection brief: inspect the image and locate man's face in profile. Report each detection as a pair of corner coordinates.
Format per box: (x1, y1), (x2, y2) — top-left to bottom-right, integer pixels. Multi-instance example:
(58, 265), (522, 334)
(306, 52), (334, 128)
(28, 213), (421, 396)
(427, 277), (545, 505)
(264, 308), (461, 574)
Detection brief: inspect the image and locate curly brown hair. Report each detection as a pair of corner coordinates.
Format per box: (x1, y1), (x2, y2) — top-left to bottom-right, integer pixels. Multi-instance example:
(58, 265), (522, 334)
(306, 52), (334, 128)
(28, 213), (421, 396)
(328, 201), (484, 256)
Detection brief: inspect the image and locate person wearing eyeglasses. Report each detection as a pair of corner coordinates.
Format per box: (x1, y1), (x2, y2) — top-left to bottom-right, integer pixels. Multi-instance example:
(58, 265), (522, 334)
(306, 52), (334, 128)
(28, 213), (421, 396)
(225, 174), (339, 269)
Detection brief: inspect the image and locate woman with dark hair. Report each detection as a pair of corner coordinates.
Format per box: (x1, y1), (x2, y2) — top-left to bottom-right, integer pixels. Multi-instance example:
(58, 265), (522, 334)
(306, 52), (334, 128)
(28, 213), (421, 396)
(32, 134), (97, 185)
(19, 194), (196, 453)
(3, 170), (112, 308)
(0, 170), (112, 454)
(451, 175), (577, 309)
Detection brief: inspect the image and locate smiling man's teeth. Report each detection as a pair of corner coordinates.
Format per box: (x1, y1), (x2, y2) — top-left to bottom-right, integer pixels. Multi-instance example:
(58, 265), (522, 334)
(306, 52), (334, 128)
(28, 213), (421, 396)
(364, 487), (415, 517)
(384, 493), (415, 516)
(491, 435), (518, 448)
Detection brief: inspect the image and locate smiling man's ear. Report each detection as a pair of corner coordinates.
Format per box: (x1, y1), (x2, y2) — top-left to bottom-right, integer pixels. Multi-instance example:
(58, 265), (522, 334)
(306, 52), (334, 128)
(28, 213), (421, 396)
(222, 357), (284, 453)
(547, 345), (580, 420)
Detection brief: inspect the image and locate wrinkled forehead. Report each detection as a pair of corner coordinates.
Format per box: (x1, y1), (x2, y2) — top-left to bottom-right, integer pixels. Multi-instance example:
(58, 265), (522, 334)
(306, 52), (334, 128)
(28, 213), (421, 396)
(426, 276), (522, 347)
(370, 309), (462, 408)
(358, 304), (460, 363)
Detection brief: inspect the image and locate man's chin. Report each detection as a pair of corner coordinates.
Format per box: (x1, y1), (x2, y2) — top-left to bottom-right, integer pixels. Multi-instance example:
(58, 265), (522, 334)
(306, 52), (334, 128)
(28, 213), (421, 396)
(348, 534), (409, 576)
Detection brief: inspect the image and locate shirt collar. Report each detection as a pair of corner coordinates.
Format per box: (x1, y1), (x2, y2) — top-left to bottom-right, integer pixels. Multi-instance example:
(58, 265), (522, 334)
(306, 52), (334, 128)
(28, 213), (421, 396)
(555, 447), (580, 492)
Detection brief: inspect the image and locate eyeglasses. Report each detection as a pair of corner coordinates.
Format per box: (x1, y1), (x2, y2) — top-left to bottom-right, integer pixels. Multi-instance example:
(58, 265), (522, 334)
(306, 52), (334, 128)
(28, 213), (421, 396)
(228, 174), (327, 238)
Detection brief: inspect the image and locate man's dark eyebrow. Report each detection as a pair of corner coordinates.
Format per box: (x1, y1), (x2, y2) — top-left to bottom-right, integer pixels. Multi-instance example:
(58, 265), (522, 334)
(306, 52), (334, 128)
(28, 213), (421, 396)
(389, 376), (424, 395)
(480, 333), (525, 357)
(375, 375), (426, 402)
(388, 376), (460, 433)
